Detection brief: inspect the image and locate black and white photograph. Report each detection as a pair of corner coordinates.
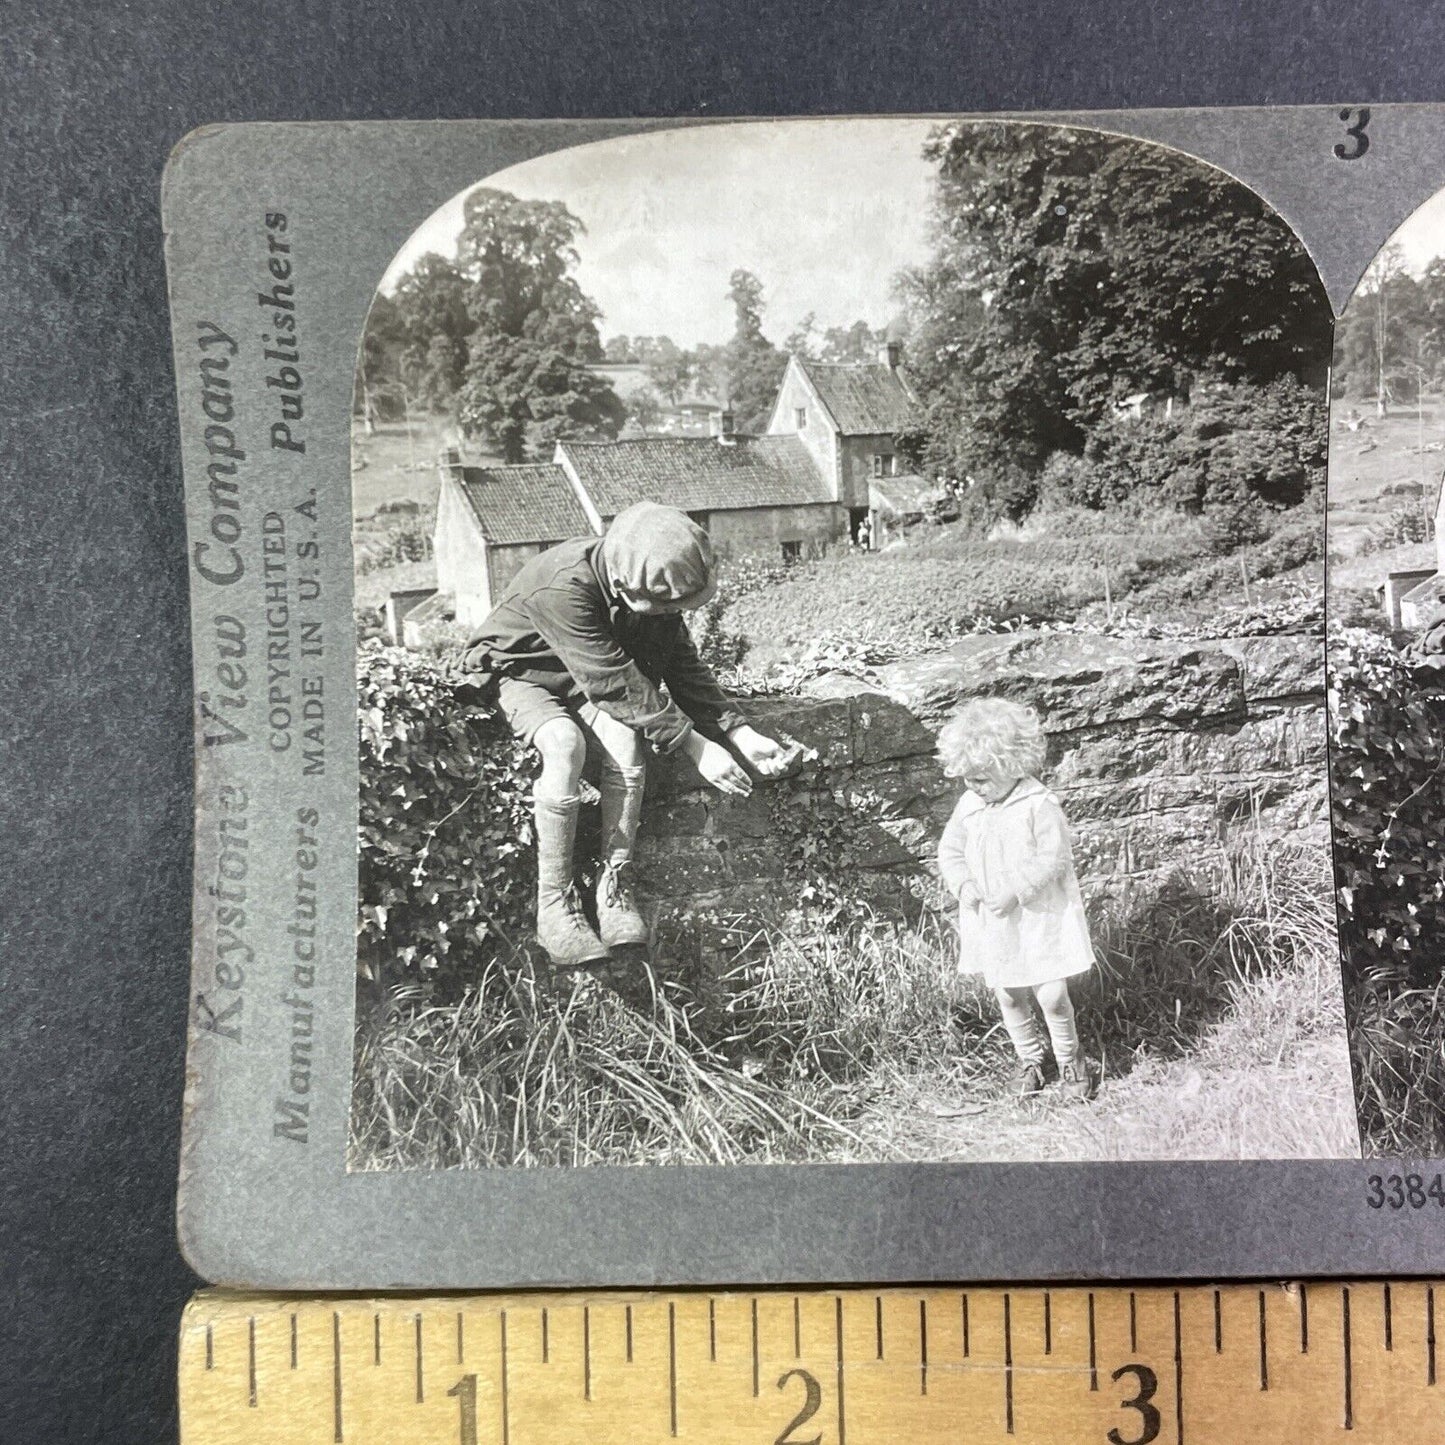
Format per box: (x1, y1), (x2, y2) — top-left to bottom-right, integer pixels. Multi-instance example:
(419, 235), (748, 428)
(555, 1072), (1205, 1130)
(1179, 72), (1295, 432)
(347, 117), (1359, 1171)
(1325, 187), (1445, 1159)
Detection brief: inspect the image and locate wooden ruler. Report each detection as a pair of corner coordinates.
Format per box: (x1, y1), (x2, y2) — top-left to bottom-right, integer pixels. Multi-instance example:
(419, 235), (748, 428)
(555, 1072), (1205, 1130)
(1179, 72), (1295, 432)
(180, 1284), (1444, 1443)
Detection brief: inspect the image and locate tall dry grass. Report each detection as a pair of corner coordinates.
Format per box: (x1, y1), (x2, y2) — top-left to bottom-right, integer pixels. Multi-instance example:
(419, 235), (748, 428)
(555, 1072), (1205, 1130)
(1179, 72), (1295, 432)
(350, 834), (1353, 1169)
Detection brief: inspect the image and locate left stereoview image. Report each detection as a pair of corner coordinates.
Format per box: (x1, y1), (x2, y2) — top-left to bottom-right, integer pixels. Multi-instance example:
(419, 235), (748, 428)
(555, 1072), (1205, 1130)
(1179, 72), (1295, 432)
(347, 116), (1359, 1171)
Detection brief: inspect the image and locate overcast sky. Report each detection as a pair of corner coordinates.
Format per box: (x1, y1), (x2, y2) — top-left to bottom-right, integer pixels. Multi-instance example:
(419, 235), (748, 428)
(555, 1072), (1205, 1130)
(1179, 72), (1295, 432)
(381, 118), (940, 347)
(1364, 188), (1445, 278)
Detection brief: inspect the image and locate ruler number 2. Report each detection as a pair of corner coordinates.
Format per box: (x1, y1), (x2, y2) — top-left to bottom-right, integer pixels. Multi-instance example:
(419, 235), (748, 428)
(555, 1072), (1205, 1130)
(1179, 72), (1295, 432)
(1107, 1363), (1161, 1445)
(775, 1367), (823, 1445)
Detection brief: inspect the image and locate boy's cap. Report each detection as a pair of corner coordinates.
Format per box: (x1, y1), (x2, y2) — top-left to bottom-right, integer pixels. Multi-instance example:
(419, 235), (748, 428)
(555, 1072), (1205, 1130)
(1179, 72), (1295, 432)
(601, 502), (717, 608)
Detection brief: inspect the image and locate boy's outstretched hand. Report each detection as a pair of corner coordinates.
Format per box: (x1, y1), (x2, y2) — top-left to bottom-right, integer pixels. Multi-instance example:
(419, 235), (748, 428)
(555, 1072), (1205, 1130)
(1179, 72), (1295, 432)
(727, 724), (793, 777)
(684, 731), (753, 798)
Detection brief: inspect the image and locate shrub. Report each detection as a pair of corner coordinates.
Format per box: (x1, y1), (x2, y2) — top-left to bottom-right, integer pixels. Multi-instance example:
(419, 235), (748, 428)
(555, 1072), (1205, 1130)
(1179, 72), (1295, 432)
(1329, 627), (1445, 1154)
(1082, 377), (1327, 512)
(357, 642), (536, 993)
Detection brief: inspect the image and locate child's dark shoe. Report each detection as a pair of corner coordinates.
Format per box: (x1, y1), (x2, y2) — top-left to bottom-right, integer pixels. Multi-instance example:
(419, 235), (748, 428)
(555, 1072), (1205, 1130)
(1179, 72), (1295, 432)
(596, 862), (649, 949)
(1010, 1060), (1046, 1098)
(1058, 1059), (1097, 1103)
(537, 883), (611, 969)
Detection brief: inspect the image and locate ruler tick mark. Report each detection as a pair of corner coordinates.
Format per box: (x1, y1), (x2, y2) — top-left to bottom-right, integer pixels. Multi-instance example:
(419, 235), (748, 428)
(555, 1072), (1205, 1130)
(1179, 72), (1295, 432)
(332, 1311), (343, 1444)
(1342, 1287), (1354, 1430)
(457, 1311), (464, 1365)
(414, 1314), (424, 1403)
(668, 1302), (678, 1437)
(1257, 1291), (1269, 1391)
(962, 1293), (970, 1359)
(584, 1307), (592, 1401)
(1003, 1293), (1014, 1435)
(541, 1308), (549, 1363)
(835, 1297), (847, 1445)
(1173, 1291), (1185, 1445)
(290, 1313), (298, 1370)
(1088, 1293), (1098, 1391)
(373, 1314), (380, 1366)
(1301, 1283), (1309, 1353)
(1044, 1291), (1052, 1355)
(1129, 1291), (1138, 1353)
(1213, 1290), (1222, 1354)
(794, 1296), (802, 1358)
(205, 1323), (213, 1371)
(709, 1298), (716, 1362)
(875, 1296), (884, 1360)
(626, 1304), (634, 1363)
(248, 1317), (257, 1408)
(501, 1310), (510, 1445)
(1429, 1288), (1437, 1385)
(1384, 1284), (1393, 1352)
(919, 1298), (928, 1395)
(751, 1298), (760, 1397)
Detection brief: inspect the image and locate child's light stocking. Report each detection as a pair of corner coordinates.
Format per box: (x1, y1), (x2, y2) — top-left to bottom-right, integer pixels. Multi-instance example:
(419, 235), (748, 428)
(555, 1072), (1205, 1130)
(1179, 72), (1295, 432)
(1035, 979), (1079, 1067)
(996, 986), (1047, 1065)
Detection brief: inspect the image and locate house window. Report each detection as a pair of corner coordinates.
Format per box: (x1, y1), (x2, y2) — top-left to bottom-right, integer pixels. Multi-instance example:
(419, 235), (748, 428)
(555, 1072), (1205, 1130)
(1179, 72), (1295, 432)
(794, 406), (807, 429)
(873, 453), (896, 478)
(781, 540), (802, 563)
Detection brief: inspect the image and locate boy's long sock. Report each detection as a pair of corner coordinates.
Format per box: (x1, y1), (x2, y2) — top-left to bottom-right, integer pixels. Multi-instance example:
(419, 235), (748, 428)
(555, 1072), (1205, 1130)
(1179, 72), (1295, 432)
(596, 760), (648, 948)
(533, 791), (608, 968)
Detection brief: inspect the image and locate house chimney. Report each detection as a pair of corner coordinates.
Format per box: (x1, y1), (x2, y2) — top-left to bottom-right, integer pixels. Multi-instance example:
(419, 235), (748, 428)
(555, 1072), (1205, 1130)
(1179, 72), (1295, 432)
(712, 408), (737, 444)
(880, 340), (902, 370)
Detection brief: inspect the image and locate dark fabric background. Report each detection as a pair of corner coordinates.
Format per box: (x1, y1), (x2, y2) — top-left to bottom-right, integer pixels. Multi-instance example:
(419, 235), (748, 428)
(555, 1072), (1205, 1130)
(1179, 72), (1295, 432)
(2, 3), (1442, 1439)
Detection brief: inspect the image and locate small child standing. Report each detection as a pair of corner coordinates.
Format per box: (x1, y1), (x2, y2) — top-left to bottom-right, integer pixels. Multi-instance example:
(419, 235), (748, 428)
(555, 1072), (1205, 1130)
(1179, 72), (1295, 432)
(936, 698), (1097, 1102)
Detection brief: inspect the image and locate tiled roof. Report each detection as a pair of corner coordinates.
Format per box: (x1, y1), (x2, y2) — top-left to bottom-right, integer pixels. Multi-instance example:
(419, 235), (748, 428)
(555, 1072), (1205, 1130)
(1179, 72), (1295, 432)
(869, 473), (935, 516)
(454, 462), (594, 546)
(558, 435), (833, 516)
(799, 360), (918, 435)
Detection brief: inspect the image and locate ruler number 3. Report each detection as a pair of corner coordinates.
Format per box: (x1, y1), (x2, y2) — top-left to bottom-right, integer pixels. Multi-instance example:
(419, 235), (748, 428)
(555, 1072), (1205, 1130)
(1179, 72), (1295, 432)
(1335, 107), (1371, 161)
(775, 1367), (823, 1445)
(1107, 1363), (1161, 1445)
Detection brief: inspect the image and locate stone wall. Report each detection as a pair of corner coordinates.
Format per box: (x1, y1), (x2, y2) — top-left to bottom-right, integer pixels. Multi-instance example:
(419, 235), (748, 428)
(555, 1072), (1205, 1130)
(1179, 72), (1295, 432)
(635, 629), (1327, 914)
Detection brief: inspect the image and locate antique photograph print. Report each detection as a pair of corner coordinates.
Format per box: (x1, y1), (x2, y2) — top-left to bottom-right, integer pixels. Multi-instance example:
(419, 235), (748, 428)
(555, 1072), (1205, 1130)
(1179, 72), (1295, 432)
(1326, 188), (1445, 1159)
(348, 118), (1360, 1170)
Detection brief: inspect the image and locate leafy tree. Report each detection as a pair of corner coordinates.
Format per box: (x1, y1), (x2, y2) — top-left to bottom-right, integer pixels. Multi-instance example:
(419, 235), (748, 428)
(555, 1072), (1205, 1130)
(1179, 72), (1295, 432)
(722, 268), (786, 431)
(1334, 245), (1432, 411)
(627, 387), (665, 433)
(388, 254), (472, 410)
(645, 338), (694, 406)
(821, 320), (885, 364)
(899, 123), (1333, 516)
(604, 334), (635, 362)
(427, 188), (625, 461)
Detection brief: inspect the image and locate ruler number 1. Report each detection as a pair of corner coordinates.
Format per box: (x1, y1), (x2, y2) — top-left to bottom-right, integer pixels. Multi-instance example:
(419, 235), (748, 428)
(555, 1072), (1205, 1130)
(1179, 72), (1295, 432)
(775, 1367), (823, 1445)
(1107, 1363), (1161, 1445)
(449, 1373), (478, 1445)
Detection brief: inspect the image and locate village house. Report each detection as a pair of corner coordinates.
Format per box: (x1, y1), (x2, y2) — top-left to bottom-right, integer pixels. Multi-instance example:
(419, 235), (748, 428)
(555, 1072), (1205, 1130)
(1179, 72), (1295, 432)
(418, 344), (924, 635)
(1386, 473), (1445, 630)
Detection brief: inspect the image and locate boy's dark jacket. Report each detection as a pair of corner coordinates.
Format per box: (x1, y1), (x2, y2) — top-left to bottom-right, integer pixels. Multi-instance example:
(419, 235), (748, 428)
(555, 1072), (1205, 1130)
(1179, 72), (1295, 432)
(459, 536), (745, 753)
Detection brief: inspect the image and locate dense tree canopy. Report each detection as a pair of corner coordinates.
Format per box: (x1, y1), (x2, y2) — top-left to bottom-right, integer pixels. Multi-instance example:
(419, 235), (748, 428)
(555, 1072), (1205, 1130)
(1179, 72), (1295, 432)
(358, 188), (625, 462)
(898, 123), (1333, 511)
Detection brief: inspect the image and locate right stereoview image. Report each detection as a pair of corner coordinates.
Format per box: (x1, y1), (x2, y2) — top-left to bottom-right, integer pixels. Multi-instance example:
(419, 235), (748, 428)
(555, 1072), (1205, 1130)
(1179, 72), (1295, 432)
(1328, 190), (1445, 1156)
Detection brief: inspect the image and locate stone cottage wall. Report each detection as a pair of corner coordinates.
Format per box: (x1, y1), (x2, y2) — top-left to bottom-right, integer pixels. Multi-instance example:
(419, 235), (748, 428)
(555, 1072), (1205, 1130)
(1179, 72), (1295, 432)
(635, 629), (1327, 914)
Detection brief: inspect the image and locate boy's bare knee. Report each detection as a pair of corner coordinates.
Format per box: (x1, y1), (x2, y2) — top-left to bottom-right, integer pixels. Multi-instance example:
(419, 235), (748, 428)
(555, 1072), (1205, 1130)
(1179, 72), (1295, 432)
(534, 718), (587, 782)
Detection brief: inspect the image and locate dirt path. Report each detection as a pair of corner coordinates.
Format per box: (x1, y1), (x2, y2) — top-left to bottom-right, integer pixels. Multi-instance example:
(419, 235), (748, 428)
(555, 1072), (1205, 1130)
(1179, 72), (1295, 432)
(836, 1034), (1360, 1163)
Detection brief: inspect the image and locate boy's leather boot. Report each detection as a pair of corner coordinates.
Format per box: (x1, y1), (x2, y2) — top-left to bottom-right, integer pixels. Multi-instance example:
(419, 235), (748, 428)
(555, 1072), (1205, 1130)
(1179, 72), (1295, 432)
(533, 793), (610, 968)
(595, 760), (649, 948)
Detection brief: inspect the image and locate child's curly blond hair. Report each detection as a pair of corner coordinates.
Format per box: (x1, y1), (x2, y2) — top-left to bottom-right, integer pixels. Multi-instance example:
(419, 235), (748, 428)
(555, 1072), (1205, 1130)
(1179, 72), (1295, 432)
(937, 697), (1048, 781)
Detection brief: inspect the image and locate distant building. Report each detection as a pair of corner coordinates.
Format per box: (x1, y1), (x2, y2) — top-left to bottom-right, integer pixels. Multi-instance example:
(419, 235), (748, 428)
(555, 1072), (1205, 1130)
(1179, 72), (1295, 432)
(430, 343), (924, 629)
(1391, 471), (1445, 629)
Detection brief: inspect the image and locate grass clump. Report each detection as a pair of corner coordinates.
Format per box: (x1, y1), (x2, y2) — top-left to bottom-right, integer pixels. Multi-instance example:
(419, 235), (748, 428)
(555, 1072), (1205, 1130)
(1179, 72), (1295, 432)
(350, 834), (1356, 1168)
